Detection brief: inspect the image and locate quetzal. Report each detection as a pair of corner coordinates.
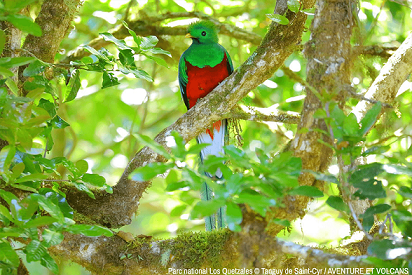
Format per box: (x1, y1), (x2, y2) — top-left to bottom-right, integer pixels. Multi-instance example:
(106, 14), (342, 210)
(178, 20), (234, 231)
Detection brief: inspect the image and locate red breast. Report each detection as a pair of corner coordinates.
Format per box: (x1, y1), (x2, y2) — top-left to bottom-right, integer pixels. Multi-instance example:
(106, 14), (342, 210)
(185, 54), (230, 109)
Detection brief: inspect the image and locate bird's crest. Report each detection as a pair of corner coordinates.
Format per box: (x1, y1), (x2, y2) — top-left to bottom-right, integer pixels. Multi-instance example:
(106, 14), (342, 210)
(188, 20), (218, 34)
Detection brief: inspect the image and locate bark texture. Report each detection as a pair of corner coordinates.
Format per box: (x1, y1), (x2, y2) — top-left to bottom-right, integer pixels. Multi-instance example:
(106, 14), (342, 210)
(264, 0), (354, 236)
(22, 0), (80, 63)
(49, 229), (369, 275)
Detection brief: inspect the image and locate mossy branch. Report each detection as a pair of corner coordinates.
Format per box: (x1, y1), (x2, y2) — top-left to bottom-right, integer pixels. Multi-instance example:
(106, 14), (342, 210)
(20, 0), (81, 72)
(49, 229), (369, 275)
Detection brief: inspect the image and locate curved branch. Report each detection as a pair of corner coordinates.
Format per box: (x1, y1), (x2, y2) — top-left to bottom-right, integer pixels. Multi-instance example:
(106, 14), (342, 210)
(65, 11), (308, 227)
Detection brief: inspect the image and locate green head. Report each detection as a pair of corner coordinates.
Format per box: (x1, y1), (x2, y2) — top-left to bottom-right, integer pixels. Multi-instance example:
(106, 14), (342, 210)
(186, 20), (219, 44)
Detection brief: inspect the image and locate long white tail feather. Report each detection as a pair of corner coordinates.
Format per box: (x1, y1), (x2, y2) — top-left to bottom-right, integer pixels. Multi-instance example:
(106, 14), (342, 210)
(197, 119), (226, 178)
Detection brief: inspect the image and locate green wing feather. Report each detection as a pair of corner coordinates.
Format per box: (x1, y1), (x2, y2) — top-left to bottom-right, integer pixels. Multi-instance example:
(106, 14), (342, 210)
(178, 52), (190, 109)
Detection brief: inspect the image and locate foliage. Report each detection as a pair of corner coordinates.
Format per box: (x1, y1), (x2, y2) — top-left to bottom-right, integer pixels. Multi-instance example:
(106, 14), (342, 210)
(132, 131), (303, 231)
(0, 0), (412, 273)
(0, 1), (169, 273)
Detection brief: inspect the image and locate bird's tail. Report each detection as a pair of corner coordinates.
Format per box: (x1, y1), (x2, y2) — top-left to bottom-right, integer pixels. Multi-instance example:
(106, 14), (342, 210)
(197, 119), (227, 231)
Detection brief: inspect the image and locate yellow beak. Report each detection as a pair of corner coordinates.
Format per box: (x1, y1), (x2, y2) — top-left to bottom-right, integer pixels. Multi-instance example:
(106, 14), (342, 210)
(185, 33), (194, 38)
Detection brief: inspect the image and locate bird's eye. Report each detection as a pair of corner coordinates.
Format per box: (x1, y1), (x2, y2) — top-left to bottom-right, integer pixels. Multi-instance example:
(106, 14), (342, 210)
(201, 31), (206, 36)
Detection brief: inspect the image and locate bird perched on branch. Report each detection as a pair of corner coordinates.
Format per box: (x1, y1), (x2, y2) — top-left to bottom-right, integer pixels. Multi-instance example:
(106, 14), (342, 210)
(178, 20), (234, 231)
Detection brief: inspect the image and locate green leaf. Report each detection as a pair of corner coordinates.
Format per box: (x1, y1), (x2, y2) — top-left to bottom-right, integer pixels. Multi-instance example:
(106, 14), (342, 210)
(0, 241), (20, 267)
(38, 189), (73, 219)
(349, 163), (383, 184)
(0, 66), (13, 77)
(399, 186), (412, 198)
(4, 0), (37, 13)
(166, 181), (188, 192)
(266, 14), (289, 25)
(140, 36), (158, 49)
(148, 47), (172, 57)
(50, 115), (70, 129)
(343, 113), (360, 136)
(363, 204), (391, 216)
(360, 101), (381, 136)
(129, 68), (153, 82)
(0, 29), (5, 55)
(0, 189), (19, 205)
(42, 229), (64, 247)
(10, 183), (38, 193)
(392, 210), (412, 238)
(0, 145), (16, 173)
(119, 49), (135, 66)
(0, 227), (25, 238)
(75, 160), (89, 175)
(361, 145), (390, 156)
(169, 131), (186, 158)
(271, 172), (299, 187)
(226, 202), (242, 232)
(15, 173), (48, 183)
(73, 182), (95, 199)
(25, 239), (47, 262)
(6, 14), (42, 36)
(67, 224), (113, 237)
(170, 205), (187, 217)
(353, 179), (386, 200)
(40, 252), (59, 274)
(100, 32), (130, 50)
(367, 239), (396, 260)
(325, 196), (349, 213)
(23, 60), (47, 77)
(287, 0), (300, 12)
(102, 71), (120, 88)
(190, 199), (225, 219)
(122, 21), (142, 46)
(235, 191), (276, 216)
(32, 194), (65, 223)
(289, 186), (324, 197)
(23, 216), (57, 228)
(81, 173), (106, 187)
(38, 98), (56, 117)
(83, 45), (111, 63)
(131, 162), (174, 182)
(144, 54), (169, 68)
(66, 69), (81, 102)
(6, 77), (19, 95)
(134, 134), (171, 158)
(166, 169), (179, 184)
(0, 204), (14, 223)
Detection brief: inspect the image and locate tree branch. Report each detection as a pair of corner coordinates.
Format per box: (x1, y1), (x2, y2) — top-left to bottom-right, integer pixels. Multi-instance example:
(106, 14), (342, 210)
(65, 11), (309, 227)
(265, 0), (354, 237)
(21, 0), (81, 64)
(49, 229), (369, 274)
(352, 32), (412, 121)
(62, 12), (261, 63)
(228, 105), (301, 124)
